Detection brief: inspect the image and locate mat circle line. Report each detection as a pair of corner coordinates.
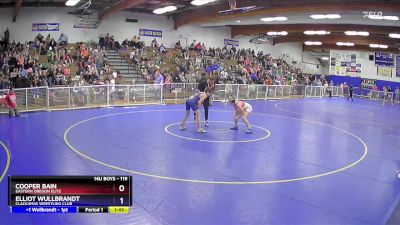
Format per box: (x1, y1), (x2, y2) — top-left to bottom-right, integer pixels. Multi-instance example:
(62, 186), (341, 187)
(0, 141), (11, 183)
(63, 109), (368, 185)
(165, 121), (271, 143)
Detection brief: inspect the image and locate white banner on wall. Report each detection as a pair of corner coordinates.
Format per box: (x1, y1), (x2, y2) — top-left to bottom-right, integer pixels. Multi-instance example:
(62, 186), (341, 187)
(329, 50), (362, 76)
(377, 67), (392, 77)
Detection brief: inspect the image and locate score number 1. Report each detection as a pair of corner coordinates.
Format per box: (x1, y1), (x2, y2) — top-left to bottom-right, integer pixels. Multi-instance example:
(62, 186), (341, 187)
(119, 184), (125, 205)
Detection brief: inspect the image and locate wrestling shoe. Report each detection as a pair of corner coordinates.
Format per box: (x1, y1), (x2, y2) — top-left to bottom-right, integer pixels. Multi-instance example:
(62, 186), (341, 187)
(230, 126), (239, 131)
(198, 128), (207, 133)
(245, 129), (252, 134)
(205, 121), (209, 127)
(180, 125), (187, 131)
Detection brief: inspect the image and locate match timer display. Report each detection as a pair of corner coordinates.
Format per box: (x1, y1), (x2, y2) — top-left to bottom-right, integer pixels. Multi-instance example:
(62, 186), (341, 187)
(8, 176), (132, 214)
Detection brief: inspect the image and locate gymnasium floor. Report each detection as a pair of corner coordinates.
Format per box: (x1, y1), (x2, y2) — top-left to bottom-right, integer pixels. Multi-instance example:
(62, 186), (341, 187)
(1, 98), (400, 225)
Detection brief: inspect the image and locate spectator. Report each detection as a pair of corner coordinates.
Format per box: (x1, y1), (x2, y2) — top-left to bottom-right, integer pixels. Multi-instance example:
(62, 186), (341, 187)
(195, 42), (202, 52)
(151, 38), (159, 49)
(4, 28), (10, 43)
(36, 33), (44, 43)
(5, 87), (20, 117)
(99, 34), (105, 50)
(58, 33), (68, 45)
(189, 39), (196, 51)
(175, 40), (182, 50)
(159, 43), (167, 54)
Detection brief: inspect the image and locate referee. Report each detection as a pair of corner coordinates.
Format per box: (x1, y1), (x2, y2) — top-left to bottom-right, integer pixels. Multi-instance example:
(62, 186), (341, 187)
(198, 73), (211, 127)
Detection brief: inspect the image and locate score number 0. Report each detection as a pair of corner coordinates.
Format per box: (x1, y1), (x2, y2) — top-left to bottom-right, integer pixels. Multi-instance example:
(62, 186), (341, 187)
(119, 185), (125, 205)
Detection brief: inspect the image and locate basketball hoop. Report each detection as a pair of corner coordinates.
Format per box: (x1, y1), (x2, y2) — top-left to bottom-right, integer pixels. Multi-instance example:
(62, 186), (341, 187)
(74, 16), (101, 30)
(219, 0), (261, 15)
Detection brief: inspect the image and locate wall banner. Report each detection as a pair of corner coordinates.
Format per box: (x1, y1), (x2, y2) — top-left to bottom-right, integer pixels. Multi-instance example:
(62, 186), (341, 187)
(139, 29), (162, 38)
(32, 23), (60, 32)
(375, 52), (394, 67)
(224, 39), (239, 47)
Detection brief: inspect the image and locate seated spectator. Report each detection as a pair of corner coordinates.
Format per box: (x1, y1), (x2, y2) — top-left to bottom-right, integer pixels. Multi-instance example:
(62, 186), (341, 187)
(114, 40), (120, 50)
(49, 38), (57, 49)
(0, 76), (10, 89)
(58, 33), (68, 45)
(36, 33), (44, 43)
(195, 42), (202, 52)
(159, 44), (167, 54)
(122, 39), (129, 49)
(189, 39), (196, 51)
(165, 74), (172, 84)
(175, 40), (182, 50)
(151, 38), (159, 49)
(131, 35), (138, 46)
(45, 34), (51, 43)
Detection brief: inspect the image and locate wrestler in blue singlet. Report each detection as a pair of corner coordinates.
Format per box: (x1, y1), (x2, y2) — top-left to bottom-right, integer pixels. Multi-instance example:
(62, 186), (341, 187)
(186, 93), (202, 111)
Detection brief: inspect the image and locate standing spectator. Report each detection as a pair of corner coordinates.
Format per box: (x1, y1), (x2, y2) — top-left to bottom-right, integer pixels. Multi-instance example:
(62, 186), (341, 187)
(155, 70), (164, 85)
(347, 84), (354, 101)
(4, 28), (10, 44)
(387, 86), (393, 103)
(99, 34), (105, 50)
(395, 86), (400, 102)
(5, 87), (20, 117)
(189, 40), (196, 51)
(371, 83), (378, 99)
(104, 33), (111, 50)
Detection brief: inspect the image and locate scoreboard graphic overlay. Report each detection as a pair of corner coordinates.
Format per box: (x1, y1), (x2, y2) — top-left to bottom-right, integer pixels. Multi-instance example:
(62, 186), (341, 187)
(8, 176), (132, 214)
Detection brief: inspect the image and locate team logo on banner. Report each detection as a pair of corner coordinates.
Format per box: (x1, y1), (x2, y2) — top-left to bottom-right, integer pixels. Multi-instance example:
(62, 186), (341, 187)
(139, 29), (162, 38)
(224, 39), (239, 47)
(32, 23), (60, 32)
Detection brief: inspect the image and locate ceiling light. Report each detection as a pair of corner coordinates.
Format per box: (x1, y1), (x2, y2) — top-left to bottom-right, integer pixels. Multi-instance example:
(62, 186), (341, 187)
(383, 16), (399, 21)
(65, 0), (80, 6)
(310, 14), (341, 19)
(367, 14), (383, 20)
(260, 17), (288, 22)
(191, 0), (214, 6)
(153, 5), (177, 14)
(321, 57), (329, 60)
(389, 33), (400, 38)
(304, 30), (330, 35)
(325, 14), (341, 19)
(274, 17), (288, 21)
(267, 31), (288, 36)
(304, 41), (322, 46)
(236, 20), (241, 23)
(369, 44), (388, 49)
(336, 42), (355, 46)
(163, 6), (177, 11)
(367, 15), (399, 20)
(153, 8), (166, 14)
(344, 31), (369, 36)
(310, 14), (325, 19)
